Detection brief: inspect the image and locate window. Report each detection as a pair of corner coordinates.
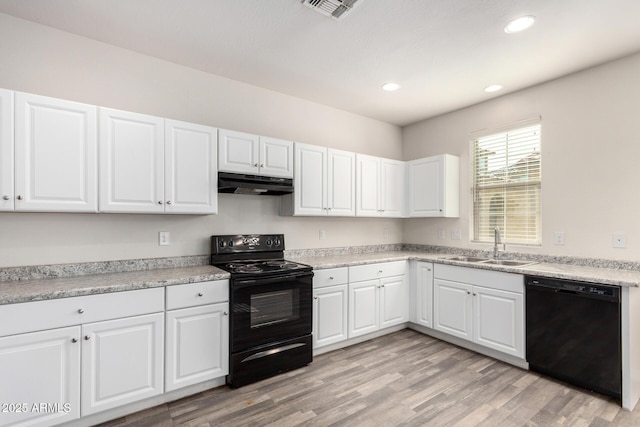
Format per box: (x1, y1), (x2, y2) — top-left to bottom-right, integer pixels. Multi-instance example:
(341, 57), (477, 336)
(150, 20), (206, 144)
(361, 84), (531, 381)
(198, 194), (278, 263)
(472, 122), (541, 245)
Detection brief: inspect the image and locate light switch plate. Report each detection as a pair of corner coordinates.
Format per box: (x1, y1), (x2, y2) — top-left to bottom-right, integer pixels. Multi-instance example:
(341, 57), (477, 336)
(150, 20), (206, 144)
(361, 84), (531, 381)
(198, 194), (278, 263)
(553, 232), (565, 245)
(451, 229), (461, 240)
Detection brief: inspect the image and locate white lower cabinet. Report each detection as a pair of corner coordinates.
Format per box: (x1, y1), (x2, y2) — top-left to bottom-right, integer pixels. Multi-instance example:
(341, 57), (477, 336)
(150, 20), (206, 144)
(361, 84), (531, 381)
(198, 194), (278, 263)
(81, 313), (164, 416)
(313, 268), (349, 349)
(0, 288), (164, 427)
(348, 261), (408, 339)
(411, 261), (434, 328)
(433, 264), (524, 358)
(165, 280), (229, 392)
(0, 327), (81, 427)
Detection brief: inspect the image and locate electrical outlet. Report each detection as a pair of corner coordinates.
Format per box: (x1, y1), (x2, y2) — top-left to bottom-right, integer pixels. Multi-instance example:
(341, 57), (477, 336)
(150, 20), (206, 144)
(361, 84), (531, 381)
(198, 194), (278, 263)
(613, 233), (626, 248)
(319, 229), (326, 240)
(451, 229), (461, 240)
(553, 232), (565, 245)
(438, 228), (446, 239)
(158, 231), (170, 246)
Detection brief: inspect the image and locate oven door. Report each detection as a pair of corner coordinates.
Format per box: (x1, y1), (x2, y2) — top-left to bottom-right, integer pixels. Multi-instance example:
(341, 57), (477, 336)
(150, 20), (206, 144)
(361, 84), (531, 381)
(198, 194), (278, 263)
(230, 271), (313, 353)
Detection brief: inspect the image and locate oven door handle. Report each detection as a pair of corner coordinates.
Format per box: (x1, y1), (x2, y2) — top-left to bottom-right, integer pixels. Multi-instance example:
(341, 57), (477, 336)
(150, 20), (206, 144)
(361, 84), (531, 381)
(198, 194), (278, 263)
(233, 271), (313, 288)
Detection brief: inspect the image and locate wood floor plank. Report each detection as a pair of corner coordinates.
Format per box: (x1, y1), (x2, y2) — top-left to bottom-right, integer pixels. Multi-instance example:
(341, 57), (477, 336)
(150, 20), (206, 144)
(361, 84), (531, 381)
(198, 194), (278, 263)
(96, 329), (640, 427)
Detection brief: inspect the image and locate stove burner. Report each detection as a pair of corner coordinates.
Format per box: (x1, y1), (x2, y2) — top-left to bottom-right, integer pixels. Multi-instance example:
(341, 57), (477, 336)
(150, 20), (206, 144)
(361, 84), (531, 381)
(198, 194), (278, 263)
(264, 261), (300, 269)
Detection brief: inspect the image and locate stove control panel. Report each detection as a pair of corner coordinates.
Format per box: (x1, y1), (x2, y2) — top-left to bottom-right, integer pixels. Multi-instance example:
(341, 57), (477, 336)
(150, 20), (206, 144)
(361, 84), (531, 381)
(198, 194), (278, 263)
(211, 234), (284, 254)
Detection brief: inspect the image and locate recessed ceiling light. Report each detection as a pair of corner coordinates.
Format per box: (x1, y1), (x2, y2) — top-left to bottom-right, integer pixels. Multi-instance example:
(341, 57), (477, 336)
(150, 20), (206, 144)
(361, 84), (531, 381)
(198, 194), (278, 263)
(484, 84), (503, 93)
(382, 82), (400, 91)
(504, 15), (535, 34)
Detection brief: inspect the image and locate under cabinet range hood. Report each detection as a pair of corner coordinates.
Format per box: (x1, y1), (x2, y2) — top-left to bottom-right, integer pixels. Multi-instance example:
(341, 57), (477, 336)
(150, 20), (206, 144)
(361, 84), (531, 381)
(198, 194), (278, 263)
(218, 172), (294, 196)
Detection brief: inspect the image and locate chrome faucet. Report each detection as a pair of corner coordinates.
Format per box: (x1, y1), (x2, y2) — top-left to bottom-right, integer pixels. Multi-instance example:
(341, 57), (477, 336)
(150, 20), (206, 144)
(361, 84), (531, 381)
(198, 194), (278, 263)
(493, 227), (504, 259)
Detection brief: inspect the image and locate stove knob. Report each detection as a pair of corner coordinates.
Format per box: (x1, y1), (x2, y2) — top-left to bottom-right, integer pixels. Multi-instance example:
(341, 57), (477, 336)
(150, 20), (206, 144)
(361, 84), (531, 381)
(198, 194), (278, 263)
(266, 239), (273, 246)
(219, 240), (226, 248)
(228, 241), (233, 247)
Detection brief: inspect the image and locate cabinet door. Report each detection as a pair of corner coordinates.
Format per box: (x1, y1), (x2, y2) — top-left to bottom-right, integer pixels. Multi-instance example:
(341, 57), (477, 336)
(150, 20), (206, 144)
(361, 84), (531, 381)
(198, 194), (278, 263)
(380, 275), (408, 328)
(15, 92), (97, 212)
(164, 120), (218, 214)
(408, 156), (442, 217)
(0, 327), (81, 427)
(348, 279), (379, 338)
(259, 136), (293, 178)
(433, 279), (473, 341)
(327, 148), (355, 216)
(99, 108), (164, 213)
(380, 158), (405, 217)
(293, 143), (326, 215)
(81, 313), (164, 416)
(415, 262), (434, 328)
(0, 89), (13, 211)
(355, 154), (380, 216)
(218, 129), (259, 174)
(313, 284), (348, 348)
(474, 286), (524, 358)
(165, 303), (229, 392)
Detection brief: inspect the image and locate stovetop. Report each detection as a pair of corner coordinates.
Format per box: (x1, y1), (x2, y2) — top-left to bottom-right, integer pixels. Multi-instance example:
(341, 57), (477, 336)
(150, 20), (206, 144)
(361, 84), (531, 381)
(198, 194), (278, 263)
(210, 234), (312, 278)
(214, 259), (312, 275)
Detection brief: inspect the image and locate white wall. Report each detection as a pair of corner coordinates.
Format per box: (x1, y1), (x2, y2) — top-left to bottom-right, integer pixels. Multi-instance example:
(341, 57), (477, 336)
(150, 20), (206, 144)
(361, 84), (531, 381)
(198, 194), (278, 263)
(0, 13), (402, 267)
(403, 52), (640, 261)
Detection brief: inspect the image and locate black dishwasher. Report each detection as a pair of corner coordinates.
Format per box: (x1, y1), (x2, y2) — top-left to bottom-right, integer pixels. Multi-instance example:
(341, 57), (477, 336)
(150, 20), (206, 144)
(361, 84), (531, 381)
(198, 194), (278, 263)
(525, 276), (621, 399)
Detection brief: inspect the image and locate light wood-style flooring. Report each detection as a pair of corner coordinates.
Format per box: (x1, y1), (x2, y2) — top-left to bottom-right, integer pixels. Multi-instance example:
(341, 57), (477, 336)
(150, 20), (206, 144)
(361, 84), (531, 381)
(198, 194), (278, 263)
(98, 329), (640, 426)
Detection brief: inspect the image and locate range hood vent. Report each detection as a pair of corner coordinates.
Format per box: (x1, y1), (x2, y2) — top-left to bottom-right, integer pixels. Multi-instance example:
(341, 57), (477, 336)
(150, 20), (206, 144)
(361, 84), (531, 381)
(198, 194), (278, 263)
(218, 172), (294, 196)
(301, 0), (361, 20)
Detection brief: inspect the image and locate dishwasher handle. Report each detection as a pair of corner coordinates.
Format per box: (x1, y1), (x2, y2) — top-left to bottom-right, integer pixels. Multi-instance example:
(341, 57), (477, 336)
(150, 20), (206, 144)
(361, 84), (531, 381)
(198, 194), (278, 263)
(526, 276), (620, 303)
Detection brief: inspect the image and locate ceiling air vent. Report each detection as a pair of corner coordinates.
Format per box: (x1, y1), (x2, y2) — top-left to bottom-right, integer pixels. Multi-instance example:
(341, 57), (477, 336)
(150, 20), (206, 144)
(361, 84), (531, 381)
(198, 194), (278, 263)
(301, 0), (361, 20)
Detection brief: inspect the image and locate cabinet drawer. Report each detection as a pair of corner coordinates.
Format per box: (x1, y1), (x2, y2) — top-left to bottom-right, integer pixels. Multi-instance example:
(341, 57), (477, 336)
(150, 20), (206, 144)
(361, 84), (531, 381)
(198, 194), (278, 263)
(166, 280), (229, 310)
(349, 261), (407, 282)
(313, 268), (348, 288)
(0, 288), (164, 337)
(434, 264), (523, 294)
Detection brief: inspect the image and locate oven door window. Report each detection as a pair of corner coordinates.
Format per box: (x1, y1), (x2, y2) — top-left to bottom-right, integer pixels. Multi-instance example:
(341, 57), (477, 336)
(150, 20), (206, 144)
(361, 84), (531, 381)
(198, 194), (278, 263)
(231, 273), (312, 353)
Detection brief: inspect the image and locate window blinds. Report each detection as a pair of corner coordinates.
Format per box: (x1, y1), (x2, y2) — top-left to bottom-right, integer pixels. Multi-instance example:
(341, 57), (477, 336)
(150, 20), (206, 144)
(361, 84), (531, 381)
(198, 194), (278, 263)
(473, 123), (541, 244)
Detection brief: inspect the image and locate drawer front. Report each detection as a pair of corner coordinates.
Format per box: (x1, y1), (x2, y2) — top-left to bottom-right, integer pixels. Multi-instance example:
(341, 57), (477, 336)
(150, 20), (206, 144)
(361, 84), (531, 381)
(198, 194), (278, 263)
(0, 288), (164, 337)
(433, 264), (523, 293)
(349, 261), (407, 283)
(166, 280), (229, 310)
(313, 268), (348, 288)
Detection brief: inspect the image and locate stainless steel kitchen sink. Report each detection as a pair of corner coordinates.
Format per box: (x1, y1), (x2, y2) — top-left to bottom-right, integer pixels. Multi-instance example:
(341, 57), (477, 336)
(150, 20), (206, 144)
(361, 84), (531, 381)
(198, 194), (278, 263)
(481, 259), (537, 267)
(440, 255), (489, 263)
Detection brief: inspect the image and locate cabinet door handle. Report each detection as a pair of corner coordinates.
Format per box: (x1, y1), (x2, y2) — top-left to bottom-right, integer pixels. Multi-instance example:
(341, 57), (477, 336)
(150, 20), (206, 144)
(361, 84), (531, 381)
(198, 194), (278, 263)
(254, 163), (258, 167)
(71, 338), (78, 343)
(378, 270), (383, 274)
(223, 311), (229, 316)
(473, 293), (477, 296)
(260, 164), (264, 168)
(158, 201), (163, 205)
(2, 195), (8, 201)
(166, 201), (172, 205)
(84, 335), (91, 341)
(466, 291), (471, 295)
(329, 277), (334, 280)
(78, 308), (84, 314)
(314, 296), (319, 300)
(198, 292), (204, 297)
(17, 195), (23, 200)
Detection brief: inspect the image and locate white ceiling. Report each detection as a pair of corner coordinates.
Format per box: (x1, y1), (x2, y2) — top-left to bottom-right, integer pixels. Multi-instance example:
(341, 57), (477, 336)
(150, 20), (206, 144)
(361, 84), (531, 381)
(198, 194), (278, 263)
(1, 0), (640, 126)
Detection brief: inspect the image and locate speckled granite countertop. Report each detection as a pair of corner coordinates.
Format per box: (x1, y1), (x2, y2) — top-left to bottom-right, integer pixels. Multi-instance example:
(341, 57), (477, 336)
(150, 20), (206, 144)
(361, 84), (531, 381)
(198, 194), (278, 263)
(292, 251), (640, 288)
(2, 247), (639, 305)
(0, 265), (229, 305)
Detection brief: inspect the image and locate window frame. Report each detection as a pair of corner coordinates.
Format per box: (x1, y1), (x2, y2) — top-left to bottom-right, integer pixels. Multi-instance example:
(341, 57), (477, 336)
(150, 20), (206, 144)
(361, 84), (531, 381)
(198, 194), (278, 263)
(470, 119), (542, 246)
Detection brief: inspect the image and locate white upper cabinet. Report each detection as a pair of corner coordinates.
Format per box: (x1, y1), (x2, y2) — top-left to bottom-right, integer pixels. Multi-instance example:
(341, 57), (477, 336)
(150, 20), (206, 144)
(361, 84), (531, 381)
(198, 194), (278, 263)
(164, 120), (218, 214)
(100, 110), (218, 214)
(281, 142), (355, 216)
(407, 154), (459, 217)
(355, 154), (405, 217)
(0, 89), (13, 211)
(99, 108), (165, 213)
(218, 129), (293, 178)
(15, 92), (98, 212)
